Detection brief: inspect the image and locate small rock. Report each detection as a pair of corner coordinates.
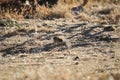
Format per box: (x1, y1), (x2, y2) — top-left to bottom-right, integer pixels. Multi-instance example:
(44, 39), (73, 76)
(74, 62), (79, 65)
(73, 56), (80, 61)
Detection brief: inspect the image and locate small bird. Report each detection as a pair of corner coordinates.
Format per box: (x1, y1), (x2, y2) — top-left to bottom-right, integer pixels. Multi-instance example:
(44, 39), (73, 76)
(53, 36), (63, 45)
(53, 36), (72, 54)
(53, 36), (71, 48)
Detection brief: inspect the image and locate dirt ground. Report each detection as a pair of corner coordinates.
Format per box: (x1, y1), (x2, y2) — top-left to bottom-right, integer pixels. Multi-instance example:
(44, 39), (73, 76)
(0, 3), (120, 80)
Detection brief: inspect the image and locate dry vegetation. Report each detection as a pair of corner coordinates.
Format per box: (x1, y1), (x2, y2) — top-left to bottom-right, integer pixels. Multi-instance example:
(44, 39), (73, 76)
(0, 0), (119, 19)
(0, 0), (120, 80)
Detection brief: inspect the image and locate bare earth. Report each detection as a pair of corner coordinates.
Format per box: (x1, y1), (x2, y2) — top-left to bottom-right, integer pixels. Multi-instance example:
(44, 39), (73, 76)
(0, 6), (120, 80)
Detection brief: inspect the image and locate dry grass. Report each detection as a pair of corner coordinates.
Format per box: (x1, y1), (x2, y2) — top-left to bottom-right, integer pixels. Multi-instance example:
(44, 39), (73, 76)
(0, 0), (120, 19)
(48, 3), (73, 19)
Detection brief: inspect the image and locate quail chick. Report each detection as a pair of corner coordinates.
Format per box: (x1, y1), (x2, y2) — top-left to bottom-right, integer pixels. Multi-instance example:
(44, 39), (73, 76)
(53, 36), (71, 48)
(53, 36), (72, 54)
(53, 36), (63, 45)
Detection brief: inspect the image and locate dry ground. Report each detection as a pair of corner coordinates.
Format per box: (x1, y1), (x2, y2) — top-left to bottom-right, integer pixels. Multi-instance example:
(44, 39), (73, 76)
(0, 1), (120, 80)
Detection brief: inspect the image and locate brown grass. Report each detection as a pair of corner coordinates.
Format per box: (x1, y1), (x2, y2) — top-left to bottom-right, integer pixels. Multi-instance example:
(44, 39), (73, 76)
(0, 0), (120, 20)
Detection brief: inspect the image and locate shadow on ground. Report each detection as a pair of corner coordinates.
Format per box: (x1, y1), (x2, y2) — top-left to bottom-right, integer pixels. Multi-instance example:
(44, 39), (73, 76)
(0, 21), (119, 57)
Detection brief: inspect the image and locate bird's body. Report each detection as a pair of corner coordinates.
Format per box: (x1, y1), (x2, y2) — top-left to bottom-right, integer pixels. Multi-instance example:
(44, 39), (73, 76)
(53, 36), (71, 54)
(53, 36), (64, 45)
(53, 36), (71, 49)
